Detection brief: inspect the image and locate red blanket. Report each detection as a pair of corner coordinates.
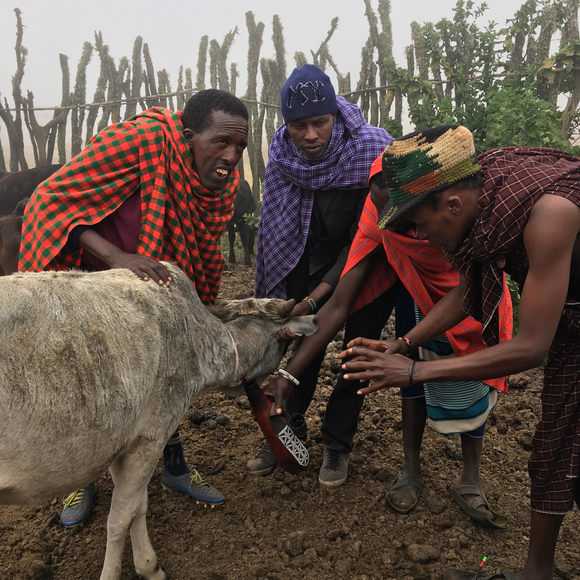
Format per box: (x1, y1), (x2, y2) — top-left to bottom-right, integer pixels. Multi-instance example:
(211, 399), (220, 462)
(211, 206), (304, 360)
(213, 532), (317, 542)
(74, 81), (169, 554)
(343, 194), (513, 392)
(19, 107), (238, 304)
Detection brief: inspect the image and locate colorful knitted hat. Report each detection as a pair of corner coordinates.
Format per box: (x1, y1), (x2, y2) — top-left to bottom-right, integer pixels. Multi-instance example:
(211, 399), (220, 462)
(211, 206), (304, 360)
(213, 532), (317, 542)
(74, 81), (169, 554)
(378, 125), (480, 229)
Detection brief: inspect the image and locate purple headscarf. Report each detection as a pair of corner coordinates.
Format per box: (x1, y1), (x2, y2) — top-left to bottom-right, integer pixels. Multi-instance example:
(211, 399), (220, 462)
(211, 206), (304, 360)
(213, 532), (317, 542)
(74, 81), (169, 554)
(255, 97), (392, 298)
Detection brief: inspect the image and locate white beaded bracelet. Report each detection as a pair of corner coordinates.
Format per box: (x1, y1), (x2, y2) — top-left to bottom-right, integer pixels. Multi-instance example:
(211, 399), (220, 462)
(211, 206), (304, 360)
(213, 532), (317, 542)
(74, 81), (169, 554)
(275, 368), (300, 387)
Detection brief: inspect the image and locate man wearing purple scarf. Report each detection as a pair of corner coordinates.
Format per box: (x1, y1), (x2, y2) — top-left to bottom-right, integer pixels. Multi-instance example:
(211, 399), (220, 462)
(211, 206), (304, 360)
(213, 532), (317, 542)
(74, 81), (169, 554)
(250, 65), (392, 485)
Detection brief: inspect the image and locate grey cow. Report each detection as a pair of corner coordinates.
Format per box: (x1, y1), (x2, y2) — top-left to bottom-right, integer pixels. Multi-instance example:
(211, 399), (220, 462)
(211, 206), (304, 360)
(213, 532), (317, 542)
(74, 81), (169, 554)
(0, 263), (316, 580)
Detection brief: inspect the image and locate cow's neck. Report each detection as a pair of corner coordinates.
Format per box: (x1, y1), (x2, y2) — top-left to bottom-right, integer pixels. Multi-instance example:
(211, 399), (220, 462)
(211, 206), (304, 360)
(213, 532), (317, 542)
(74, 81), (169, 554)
(219, 320), (276, 387)
(190, 320), (255, 389)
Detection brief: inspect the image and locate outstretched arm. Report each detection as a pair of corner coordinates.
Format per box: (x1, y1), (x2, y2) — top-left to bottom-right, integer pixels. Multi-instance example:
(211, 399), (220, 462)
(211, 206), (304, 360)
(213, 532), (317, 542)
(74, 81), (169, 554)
(266, 250), (379, 413)
(346, 282), (467, 355)
(344, 195), (580, 393)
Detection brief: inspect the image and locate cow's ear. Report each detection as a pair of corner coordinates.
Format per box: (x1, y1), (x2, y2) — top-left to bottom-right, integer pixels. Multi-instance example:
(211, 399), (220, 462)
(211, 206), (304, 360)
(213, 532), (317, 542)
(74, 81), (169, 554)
(264, 298), (295, 318)
(207, 300), (237, 322)
(210, 298), (299, 322)
(209, 298), (264, 321)
(276, 315), (317, 339)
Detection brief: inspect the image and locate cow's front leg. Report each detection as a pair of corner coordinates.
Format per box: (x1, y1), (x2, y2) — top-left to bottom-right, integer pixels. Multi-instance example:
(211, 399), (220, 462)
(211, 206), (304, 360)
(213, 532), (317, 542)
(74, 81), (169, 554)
(100, 445), (164, 580)
(130, 487), (166, 580)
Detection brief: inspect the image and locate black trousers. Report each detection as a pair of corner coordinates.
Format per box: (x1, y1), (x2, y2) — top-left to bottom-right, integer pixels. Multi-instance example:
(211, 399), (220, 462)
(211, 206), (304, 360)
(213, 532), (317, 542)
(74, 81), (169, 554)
(321, 286), (490, 448)
(321, 285), (403, 452)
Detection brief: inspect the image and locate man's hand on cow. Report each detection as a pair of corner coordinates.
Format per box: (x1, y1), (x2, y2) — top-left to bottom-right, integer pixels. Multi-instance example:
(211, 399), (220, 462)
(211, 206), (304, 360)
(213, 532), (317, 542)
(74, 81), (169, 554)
(340, 345), (415, 395)
(108, 252), (173, 286)
(261, 373), (294, 415)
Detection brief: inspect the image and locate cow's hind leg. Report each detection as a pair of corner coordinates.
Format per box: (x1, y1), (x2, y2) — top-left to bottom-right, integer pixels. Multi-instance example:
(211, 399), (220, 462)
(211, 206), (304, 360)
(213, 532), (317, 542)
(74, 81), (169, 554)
(228, 224), (236, 264)
(238, 222), (252, 266)
(249, 227), (256, 258)
(100, 446), (165, 580)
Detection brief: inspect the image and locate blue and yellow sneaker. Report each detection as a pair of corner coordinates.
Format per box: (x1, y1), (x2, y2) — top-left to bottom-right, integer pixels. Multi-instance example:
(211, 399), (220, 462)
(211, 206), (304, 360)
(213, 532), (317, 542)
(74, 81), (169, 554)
(161, 469), (224, 507)
(60, 483), (97, 527)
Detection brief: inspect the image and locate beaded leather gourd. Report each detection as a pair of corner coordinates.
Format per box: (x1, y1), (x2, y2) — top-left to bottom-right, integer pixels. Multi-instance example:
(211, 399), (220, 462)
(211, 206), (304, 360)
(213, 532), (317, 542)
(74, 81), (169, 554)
(244, 382), (309, 474)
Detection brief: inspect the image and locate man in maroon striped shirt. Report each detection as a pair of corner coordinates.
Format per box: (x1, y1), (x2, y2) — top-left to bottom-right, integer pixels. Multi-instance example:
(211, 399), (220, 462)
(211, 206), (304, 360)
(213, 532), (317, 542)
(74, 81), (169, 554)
(342, 128), (580, 579)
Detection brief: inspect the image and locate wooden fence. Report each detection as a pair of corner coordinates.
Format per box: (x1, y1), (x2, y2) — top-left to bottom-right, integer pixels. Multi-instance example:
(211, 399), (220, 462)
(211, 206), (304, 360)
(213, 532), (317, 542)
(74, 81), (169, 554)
(1, 1), (578, 197)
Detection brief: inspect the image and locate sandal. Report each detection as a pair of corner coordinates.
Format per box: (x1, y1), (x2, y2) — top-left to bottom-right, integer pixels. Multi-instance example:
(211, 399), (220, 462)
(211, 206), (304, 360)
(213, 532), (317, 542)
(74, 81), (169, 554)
(450, 482), (507, 529)
(385, 471), (423, 514)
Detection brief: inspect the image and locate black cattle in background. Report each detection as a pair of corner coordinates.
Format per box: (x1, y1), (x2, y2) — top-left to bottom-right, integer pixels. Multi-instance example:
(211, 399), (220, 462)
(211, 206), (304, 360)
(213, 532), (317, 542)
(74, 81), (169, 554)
(0, 166), (258, 274)
(0, 164), (62, 215)
(0, 166), (62, 275)
(228, 178), (257, 266)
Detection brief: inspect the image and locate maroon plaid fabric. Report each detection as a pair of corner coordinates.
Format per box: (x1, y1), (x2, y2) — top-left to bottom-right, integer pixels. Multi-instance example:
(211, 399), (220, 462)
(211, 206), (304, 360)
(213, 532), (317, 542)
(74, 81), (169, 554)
(530, 306), (580, 514)
(450, 147), (580, 345)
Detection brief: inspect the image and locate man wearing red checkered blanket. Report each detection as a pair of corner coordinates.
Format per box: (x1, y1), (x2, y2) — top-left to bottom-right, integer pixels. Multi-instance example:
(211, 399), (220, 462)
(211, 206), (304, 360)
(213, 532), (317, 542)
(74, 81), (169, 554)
(19, 89), (248, 527)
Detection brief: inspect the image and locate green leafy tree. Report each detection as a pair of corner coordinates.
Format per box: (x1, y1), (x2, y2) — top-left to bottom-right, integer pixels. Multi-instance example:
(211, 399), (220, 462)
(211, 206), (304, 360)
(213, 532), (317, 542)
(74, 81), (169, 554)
(484, 84), (573, 150)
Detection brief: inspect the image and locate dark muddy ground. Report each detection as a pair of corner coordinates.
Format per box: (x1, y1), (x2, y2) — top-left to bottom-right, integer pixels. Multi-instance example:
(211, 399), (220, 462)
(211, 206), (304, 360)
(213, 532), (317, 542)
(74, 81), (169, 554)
(1, 264), (578, 580)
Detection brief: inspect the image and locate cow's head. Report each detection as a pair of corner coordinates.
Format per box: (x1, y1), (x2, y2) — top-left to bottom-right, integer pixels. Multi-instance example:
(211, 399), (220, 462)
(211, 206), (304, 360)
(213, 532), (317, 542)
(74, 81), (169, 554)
(208, 298), (317, 384)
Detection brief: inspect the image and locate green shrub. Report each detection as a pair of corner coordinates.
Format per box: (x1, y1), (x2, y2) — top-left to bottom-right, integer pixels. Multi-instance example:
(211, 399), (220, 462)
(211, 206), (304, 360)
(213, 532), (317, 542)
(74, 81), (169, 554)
(484, 86), (572, 151)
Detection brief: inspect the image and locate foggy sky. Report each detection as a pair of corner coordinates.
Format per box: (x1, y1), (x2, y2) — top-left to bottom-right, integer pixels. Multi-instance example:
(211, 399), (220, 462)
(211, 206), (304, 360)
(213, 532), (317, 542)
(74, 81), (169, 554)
(1, 0), (541, 110)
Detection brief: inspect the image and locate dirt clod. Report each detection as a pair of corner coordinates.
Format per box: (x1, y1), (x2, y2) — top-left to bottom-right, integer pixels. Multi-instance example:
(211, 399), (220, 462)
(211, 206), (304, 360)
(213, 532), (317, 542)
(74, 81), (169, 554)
(406, 543), (440, 564)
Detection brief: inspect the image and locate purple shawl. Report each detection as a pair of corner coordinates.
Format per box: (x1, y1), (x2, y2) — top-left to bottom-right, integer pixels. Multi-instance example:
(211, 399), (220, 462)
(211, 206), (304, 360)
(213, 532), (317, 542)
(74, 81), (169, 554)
(255, 97), (392, 298)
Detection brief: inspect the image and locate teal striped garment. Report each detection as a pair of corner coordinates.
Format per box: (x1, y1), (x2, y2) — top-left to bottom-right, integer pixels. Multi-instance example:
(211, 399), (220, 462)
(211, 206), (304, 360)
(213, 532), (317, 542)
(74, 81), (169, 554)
(415, 306), (492, 427)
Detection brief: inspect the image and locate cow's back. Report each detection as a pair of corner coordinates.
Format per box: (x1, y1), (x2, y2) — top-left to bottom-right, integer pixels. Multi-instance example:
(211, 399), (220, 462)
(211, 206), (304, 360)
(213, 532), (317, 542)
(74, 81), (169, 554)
(0, 266), (203, 436)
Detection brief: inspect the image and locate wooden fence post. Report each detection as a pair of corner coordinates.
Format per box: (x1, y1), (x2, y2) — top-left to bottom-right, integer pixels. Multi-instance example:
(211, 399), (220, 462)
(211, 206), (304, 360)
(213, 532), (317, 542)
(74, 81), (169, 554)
(244, 11), (265, 198)
(71, 42), (93, 155)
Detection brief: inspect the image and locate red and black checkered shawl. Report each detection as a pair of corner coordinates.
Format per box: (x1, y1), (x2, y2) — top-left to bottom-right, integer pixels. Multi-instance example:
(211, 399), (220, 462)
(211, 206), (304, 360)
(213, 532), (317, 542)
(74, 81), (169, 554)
(450, 147), (580, 345)
(18, 107), (239, 304)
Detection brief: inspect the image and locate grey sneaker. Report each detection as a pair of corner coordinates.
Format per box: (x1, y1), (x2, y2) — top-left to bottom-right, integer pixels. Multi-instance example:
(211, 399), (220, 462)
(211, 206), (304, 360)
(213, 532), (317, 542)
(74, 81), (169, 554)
(246, 440), (277, 475)
(161, 469), (224, 506)
(319, 447), (349, 488)
(60, 483), (97, 527)
(246, 414), (308, 476)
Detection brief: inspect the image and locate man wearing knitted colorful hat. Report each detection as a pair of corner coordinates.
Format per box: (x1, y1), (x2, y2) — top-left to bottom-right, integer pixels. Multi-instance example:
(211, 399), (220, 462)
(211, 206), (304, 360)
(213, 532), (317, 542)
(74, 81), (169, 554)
(251, 64), (392, 483)
(19, 89), (249, 527)
(341, 126), (580, 580)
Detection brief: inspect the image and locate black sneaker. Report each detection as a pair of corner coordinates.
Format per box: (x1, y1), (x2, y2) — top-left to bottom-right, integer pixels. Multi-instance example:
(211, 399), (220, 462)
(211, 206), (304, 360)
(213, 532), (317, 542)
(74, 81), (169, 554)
(318, 446), (349, 488)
